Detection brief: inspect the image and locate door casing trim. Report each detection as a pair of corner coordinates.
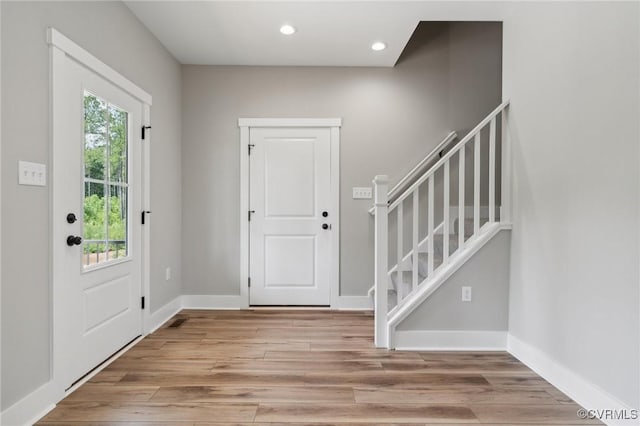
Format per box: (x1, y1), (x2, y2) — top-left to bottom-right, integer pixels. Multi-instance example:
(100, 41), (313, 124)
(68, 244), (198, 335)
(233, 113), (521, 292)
(48, 27), (152, 403)
(238, 118), (342, 309)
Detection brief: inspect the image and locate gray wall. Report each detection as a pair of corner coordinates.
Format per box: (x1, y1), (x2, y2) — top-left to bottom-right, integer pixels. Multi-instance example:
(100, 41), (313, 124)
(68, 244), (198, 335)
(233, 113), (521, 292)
(502, 2), (639, 409)
(397, 230), (510, 331)
(181, 22), (502, 296)
(1, 1), (182, 409)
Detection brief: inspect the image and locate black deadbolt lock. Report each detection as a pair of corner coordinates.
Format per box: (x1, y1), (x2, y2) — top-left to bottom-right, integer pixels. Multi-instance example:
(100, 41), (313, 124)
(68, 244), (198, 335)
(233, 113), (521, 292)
(66, 235), (82, 246)
(322, 211), (329, 217)
(66, 213), (77, 224)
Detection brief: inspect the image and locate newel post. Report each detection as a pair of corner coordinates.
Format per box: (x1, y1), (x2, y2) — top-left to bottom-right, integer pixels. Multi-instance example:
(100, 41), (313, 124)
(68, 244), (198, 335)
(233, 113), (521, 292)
(373, 175), (389, 348)
(501, 104), (512, 223)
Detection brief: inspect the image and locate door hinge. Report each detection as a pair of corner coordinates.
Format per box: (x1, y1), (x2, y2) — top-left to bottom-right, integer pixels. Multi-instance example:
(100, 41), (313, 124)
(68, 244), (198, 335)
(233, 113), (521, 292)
(248, 277), (251, 287)
(141, 126), (152, 140)
(141, 296), (145, 310)
(248, 144), (255, 155)
(141, 210), (152, 224)
(248, 210), (255, 221)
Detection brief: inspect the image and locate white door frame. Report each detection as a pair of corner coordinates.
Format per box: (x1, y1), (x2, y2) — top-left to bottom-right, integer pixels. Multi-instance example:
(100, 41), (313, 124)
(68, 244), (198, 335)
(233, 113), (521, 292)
(48, 28), (152, 401)
(238, 118), (341, 308)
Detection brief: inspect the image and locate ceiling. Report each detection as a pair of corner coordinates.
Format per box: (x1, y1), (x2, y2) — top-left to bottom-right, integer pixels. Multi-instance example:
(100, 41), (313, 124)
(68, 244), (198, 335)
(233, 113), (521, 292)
(124, 1), (424, 67)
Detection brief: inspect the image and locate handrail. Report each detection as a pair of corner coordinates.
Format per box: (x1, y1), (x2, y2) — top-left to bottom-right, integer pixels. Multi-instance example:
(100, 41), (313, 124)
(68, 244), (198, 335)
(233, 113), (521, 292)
(368, 131), (457, 215)
(388, 131), (457, 200)
(388, 100), (509, 212)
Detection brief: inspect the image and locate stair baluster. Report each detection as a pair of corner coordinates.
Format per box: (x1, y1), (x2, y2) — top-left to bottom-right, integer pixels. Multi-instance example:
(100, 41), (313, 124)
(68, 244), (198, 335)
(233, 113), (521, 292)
(396, 203), (404, 303)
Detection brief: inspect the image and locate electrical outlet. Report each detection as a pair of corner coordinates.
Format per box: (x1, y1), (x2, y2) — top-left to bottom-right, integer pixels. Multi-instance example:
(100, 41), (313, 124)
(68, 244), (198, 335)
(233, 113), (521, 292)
(461, 286), (472, 302)
(352, 187), (372, 199)
(18, 161), (47, 186)
(165, 267), (171, 281)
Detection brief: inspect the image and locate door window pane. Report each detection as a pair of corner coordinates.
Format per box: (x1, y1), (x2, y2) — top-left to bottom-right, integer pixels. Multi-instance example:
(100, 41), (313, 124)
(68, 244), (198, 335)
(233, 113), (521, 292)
(83, 92), (129, 268)
(108, 105), (128, 183)
(84, 95), (107, 181)
(108, 184), (128, 260)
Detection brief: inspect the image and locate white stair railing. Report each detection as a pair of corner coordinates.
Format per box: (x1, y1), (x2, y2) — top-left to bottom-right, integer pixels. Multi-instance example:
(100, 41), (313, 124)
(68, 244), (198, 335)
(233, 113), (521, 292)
(373, 101), (510, 348)
(368, 131), (457, 215)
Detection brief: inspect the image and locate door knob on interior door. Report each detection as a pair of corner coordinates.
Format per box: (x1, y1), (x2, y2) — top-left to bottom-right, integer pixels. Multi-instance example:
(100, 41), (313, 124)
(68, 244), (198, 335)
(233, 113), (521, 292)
(322, 224), (330, 230)
(66, 235), (82, 246)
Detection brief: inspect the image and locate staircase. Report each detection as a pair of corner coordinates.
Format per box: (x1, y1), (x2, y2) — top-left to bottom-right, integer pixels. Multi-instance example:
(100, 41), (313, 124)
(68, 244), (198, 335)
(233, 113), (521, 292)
(371, 101), (511, 349)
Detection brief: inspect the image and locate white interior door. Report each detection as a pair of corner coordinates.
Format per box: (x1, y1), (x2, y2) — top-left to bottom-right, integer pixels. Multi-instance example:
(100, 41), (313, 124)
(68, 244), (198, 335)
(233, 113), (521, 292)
(53, 52), (144, 388)
(249, 127), (332, 305)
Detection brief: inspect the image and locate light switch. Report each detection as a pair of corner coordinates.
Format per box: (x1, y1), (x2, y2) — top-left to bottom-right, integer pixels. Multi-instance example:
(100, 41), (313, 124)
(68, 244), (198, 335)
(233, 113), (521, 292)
(18, 161), (47, 186)
(352, 187), (372, 199)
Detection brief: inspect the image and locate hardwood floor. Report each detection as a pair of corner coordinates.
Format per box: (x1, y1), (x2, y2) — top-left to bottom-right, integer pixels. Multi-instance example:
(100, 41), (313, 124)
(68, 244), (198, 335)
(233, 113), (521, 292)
(38, 310), (601, 425)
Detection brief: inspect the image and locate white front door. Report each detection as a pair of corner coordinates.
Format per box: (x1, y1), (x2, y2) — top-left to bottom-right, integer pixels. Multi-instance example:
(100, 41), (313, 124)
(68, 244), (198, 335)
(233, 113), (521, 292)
(53, 52), (144, 388)
(249, 127), (332, 305)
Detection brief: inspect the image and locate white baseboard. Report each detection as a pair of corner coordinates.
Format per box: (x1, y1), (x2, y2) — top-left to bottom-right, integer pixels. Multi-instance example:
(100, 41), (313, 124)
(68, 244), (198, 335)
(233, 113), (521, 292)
(157, 294), (370, 312)
(145, 295), (182, 333)
(394, 330), (507, 351)
(332, 295), (372, 310)
(0, 382), (55, 426)
(507, 334), (637, 426)
(181, 294), (243, 309)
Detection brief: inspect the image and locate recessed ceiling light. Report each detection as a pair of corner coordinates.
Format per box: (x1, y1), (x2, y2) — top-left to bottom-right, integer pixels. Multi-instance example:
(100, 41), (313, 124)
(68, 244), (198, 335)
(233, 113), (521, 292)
(371, 41), (387, 51)
(280, 25), (296, 35)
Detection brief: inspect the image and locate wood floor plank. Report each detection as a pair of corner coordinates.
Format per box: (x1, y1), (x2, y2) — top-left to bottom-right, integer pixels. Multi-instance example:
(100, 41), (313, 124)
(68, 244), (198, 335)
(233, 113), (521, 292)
(254, 403), (479, 423)
(210, 359), (383, 373)
(304, 372), (491, 388)
(353, 387), (560, 405)
(107, 358), (215, 372)
(39, 402), (257, 422)
(123, 347), (266, 360)
(382, 360), (533, 373)
(264, 349), (423, 361)
(37, 310), (598, 425)
(469, 404), (603, 424)
(150, 385), (355, 403)
(119, 371), (307, 387)
(87, 370), (127, 385)
(481, 374), (555, 389)
(162, 341), (310, 352)
(61, 384), (159, 402)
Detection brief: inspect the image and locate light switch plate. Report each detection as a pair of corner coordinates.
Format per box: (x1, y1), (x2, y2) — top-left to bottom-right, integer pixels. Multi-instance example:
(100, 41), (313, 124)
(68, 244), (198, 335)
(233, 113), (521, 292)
(352, 187), (372, 199)
(18, 161), (47, 186)
(462, 286), (472, 302)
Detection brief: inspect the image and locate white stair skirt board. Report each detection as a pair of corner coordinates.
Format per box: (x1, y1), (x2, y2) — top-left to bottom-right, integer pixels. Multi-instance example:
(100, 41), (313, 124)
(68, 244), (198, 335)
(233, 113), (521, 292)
(145, 295), (183, 334)
(507, 335), (637, 426)
(394, 330), (507, 351)
(0, 382), (55, 426)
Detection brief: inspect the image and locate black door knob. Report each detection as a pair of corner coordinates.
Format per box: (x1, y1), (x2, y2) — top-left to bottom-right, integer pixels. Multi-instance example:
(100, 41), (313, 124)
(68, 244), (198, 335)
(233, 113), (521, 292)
(66, 235), (82, 246)
(322, 211), (328, 217)
(66, 213), (77, 224)
(322, 224), (329, 230)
